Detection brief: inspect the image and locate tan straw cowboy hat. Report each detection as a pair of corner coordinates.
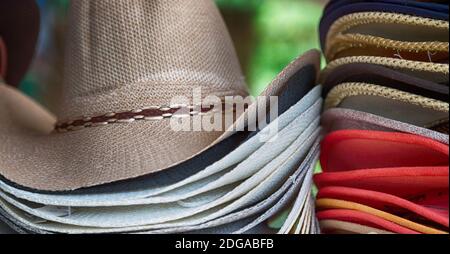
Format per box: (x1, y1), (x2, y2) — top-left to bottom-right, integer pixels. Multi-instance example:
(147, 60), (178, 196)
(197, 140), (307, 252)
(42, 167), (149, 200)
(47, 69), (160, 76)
(0, 0), (321, 191)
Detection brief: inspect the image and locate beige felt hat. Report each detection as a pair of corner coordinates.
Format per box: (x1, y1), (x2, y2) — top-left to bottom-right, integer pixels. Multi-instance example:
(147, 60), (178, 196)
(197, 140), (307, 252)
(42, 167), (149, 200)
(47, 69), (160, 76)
(0, 0), (321, 191)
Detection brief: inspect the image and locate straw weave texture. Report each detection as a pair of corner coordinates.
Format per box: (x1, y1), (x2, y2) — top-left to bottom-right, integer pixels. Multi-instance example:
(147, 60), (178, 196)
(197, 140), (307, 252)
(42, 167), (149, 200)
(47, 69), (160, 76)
(60, 0), (248, 120)
(325, 82), (449, 112)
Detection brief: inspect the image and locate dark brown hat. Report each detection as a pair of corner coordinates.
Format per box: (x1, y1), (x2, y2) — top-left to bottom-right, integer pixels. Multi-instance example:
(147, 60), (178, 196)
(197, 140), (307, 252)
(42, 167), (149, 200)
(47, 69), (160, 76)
(0, 0), (40, 86)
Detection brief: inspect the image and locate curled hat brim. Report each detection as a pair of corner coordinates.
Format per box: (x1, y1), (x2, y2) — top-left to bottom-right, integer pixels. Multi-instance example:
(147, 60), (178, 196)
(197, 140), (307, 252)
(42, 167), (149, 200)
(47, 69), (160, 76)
(319, 1), (449, 49)
(0, 0), (40, 86)
(318, 186), (449, 228)
(320, 108), (449, 145)
(321, 62), (449, 101)
(0, 50), (321, 192)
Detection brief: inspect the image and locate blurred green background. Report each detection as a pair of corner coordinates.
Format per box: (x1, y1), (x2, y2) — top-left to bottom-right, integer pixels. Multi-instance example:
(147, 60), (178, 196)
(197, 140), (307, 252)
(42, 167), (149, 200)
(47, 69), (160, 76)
(24, 0), (325, 111)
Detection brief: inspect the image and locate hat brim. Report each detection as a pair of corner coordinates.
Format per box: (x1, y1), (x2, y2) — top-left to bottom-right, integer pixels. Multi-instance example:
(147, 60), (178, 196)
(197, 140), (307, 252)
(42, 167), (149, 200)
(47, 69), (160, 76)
(142, 144), (319, 234)
(0, 0), (40, 86)
(321, 56), (450, 85)
(320, 108), (449, 144)
(321, 62), (449, 101)
(324, 82), (449, 128)
(0, 121), (320, 229)
(323, 12), (449, 62)
(235, 142), (320, 234)
(318, 186), (449, 228)
(316, 199), (446, 234)
(0, 212), (17, 234)
(0, 129), (321, 233)
(325, 11), (449, 47)
(327, 35), (449, 63)
(319, 219), (394, 234)
(314, 167), (449, 197)
(0, 50), (321, 192)
(317, 209), (420, 234)
(0, 88), (322, 207)
(320, 1), (449, 49)
(319, 130), (449, 173)
(324, 0), (449, 17)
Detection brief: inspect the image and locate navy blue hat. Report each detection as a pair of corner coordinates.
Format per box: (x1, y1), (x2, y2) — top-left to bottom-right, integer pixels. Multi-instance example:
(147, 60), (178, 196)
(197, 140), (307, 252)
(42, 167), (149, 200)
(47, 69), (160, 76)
(325, 0), (449, 15)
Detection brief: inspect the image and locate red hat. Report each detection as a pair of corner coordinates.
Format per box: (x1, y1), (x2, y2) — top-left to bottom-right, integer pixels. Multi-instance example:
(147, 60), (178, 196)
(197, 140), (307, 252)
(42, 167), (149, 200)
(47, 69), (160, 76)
(320, 130), (449, 173)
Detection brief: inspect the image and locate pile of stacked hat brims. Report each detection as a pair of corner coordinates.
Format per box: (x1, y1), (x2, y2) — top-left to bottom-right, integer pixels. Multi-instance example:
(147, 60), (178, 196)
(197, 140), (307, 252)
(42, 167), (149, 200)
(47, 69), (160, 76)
(315, 0), (449, 234)
(0, 0), (323, 234)
(0, 0), (448, 235)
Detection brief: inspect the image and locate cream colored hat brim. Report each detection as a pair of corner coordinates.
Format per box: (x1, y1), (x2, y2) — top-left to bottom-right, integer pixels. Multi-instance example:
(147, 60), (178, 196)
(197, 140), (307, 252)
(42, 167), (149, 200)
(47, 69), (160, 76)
(0, 50), (321, 192)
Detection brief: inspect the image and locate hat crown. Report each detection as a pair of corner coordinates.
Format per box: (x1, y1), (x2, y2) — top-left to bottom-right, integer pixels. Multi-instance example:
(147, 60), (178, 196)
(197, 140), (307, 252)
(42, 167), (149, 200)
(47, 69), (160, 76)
(60, 0), (247, 119)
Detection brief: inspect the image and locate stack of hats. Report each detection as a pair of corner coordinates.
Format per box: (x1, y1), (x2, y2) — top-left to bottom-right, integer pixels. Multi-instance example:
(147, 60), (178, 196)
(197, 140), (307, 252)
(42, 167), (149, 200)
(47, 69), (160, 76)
(0, 0), (322, 234)
(315, 0), (449, 234)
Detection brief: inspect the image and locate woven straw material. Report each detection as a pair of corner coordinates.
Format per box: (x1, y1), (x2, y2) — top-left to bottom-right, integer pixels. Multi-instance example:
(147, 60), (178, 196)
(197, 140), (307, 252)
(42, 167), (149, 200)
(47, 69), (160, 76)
(321, 56), (449, 83)
(60, 0), (247, 120)
(0, 0), (321, 191)
(0, 141), (321, 234)
(0, 127), (320, 233)
(0, 84), (224, 190)
(326, 12), (449, 47)
(325, 82), (449, 112)
(324, 12), (449, 61)
(326, 34), (449, 61)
